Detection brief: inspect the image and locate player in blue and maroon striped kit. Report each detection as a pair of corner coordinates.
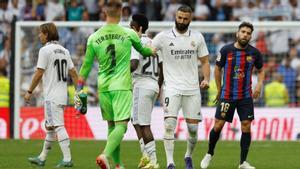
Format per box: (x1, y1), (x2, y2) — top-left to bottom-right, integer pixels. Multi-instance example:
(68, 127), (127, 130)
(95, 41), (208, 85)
(200, 22), (265, 169)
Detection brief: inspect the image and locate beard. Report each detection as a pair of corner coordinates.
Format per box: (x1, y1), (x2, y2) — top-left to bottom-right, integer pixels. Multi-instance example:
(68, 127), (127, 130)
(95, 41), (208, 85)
(175, 20), (190, 32)
(237, 38), (249, 47)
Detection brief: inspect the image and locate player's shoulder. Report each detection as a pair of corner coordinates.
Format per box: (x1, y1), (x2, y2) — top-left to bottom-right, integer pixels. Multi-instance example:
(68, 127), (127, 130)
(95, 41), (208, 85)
(141, 35), (152, 44)
(87, 30), (99, 41)
(247, 44), (261, 54)
(39, 43), (52, 55)
(122, 27), (138, 36)
(220, 43), (234, 52)
(190, 29), (204, 37)
(158, 29), (174, 37)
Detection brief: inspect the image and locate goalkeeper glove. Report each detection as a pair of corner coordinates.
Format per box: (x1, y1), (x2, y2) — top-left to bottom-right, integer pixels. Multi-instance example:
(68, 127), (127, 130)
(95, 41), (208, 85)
(74, 90), (88, 115)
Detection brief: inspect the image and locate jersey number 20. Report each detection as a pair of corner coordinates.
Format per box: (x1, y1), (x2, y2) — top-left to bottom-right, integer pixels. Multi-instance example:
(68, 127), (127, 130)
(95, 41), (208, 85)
(142, 57), (159, 76)
(54, 59), (67, 82)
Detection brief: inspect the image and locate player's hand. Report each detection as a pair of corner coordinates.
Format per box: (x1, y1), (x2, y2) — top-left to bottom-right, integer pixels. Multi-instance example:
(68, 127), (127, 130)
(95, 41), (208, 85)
(132, 26), (142, 37)
(214, 91), (221, 104)
(200, 80), (209, 90)
(24, 91), (32, 104)
(253, 83), (262, 100)
(151, 47), (158, 56)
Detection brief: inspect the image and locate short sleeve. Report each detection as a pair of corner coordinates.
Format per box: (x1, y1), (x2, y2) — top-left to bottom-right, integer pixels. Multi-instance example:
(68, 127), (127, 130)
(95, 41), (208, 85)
(130, 47), (140, 60)
(152, 33), (163, 51)
(37, 48), (47, 69)
(254, 50), (263, 70)
(197, 33), (209, 58)
(215, 47), (226, 67)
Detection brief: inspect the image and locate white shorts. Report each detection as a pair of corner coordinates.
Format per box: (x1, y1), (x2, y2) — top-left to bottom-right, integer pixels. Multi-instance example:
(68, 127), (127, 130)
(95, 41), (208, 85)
(162, 90), (202, 121)
(132, 87), (158, 125)
(44, 101), (65, 127)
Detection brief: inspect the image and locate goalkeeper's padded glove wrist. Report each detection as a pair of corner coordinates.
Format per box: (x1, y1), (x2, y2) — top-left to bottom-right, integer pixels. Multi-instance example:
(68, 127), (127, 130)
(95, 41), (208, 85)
(76, 79), (85, 91)
(74, 90), (88, 115)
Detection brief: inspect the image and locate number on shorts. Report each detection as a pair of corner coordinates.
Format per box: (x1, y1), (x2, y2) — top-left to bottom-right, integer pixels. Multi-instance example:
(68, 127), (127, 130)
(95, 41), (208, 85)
(165, 97), (169, 107)
(220, 102), (230, 112)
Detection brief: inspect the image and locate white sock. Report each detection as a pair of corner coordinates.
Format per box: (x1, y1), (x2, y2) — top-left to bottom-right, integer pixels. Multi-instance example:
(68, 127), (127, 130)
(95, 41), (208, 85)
(164, 117), (177, 166)
(55, 126), (71, 162)
(185, 123), (198, 158)
(39, 130), (56, 161)
(139, 138), (146, 156)
(164, 139), (174, 165)
(144, 141), (157, 164)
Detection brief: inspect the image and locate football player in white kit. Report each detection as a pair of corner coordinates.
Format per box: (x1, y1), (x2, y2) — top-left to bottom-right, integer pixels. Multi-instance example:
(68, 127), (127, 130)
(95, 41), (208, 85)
(24, 23), (78, 168)
(130, 14), (161, 169)
(152, 5), (210, 169)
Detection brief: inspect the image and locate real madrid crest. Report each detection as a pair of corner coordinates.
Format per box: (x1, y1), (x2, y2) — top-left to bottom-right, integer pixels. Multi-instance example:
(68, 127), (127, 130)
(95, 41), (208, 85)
(191, 41), (196, 47)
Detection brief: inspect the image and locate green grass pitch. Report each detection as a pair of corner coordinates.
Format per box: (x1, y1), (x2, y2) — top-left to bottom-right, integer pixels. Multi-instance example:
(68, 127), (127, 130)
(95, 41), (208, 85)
(0, 140), (299, 169)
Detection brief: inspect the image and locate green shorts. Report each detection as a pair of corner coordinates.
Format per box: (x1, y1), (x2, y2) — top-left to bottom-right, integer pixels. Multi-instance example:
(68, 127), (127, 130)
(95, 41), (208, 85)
(99, 90), (132, 121)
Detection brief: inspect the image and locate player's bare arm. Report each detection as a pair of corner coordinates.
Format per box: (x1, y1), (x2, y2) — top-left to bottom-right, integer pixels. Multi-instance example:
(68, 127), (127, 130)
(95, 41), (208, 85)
(214, 65), (222, 104)
(24, 68), (44, 103)
(157, 62), (164, 100)
(199, 55), (210, 90)
(130, 59), (139, 72)
(69, 67), (78, 87)
(253, 67), (265, 99)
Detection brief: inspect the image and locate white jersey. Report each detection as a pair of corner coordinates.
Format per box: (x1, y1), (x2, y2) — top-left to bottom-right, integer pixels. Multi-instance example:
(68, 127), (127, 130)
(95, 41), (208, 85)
(37, 41), (74, 105)
(131, 34), (160, 93)
(152, 28), (209, 95)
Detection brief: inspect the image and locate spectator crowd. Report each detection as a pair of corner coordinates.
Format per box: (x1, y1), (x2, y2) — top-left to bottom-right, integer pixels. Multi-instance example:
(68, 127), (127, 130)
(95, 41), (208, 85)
(1, 0), (300, 107)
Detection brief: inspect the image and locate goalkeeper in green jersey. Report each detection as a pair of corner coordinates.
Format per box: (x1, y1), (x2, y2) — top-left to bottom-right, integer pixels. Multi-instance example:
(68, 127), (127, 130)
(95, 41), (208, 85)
(75, 0), (156, 168)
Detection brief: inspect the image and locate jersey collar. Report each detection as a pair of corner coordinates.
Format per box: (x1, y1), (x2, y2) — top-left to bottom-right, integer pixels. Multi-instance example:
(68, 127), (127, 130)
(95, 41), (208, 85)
(45, 41), (59, 46)
(172, 27), (191, 37)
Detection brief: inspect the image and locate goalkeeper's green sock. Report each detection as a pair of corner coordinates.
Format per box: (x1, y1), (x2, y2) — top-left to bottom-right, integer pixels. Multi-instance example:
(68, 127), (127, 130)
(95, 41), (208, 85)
(104, 123), (127, 159)
(107, 125), (121, 165)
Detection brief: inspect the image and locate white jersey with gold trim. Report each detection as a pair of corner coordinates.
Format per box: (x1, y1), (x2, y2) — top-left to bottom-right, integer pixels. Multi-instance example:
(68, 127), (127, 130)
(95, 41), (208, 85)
(152, 28), (209, 95)
(131, 34), (160, 93)
(37, 41), (74, 105)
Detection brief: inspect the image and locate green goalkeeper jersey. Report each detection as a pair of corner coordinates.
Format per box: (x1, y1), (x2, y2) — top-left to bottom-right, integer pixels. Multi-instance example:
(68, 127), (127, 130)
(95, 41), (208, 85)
(79, 24), (153, 92)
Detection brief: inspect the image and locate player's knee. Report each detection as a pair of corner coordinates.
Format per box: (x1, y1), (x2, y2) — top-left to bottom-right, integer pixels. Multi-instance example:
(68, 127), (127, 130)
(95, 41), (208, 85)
(187, 123), (198, 138)
(214, 119), (225, 132)
(164, 118), (177, 139)
(241, 120), (251, 132)
(188, 135), (198, 144)
(116, 123), (128, 133)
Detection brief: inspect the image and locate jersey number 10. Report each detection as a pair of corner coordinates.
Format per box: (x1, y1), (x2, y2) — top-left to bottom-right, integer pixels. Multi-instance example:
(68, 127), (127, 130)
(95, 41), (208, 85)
(54, 59), (67, 82)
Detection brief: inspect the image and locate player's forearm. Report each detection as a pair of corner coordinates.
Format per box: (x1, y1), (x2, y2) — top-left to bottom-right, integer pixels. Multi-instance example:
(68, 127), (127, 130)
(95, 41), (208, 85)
(158, 63), (164, 88)
(79, 45), (95, 79)
(201, 61), (210, 82)
(69, 68), (78, 87)
(257, 68), (265, 86)
(214, 66), (222, 92)
(199, 56), (210, 82)
(130, 59), (139, 72)
(28, 69), (43, 92)
(138, 47), (153, 57)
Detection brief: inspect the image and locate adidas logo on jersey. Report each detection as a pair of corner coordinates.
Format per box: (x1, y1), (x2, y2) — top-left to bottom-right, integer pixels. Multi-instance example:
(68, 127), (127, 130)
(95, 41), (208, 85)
(169, 42), (174, 46)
